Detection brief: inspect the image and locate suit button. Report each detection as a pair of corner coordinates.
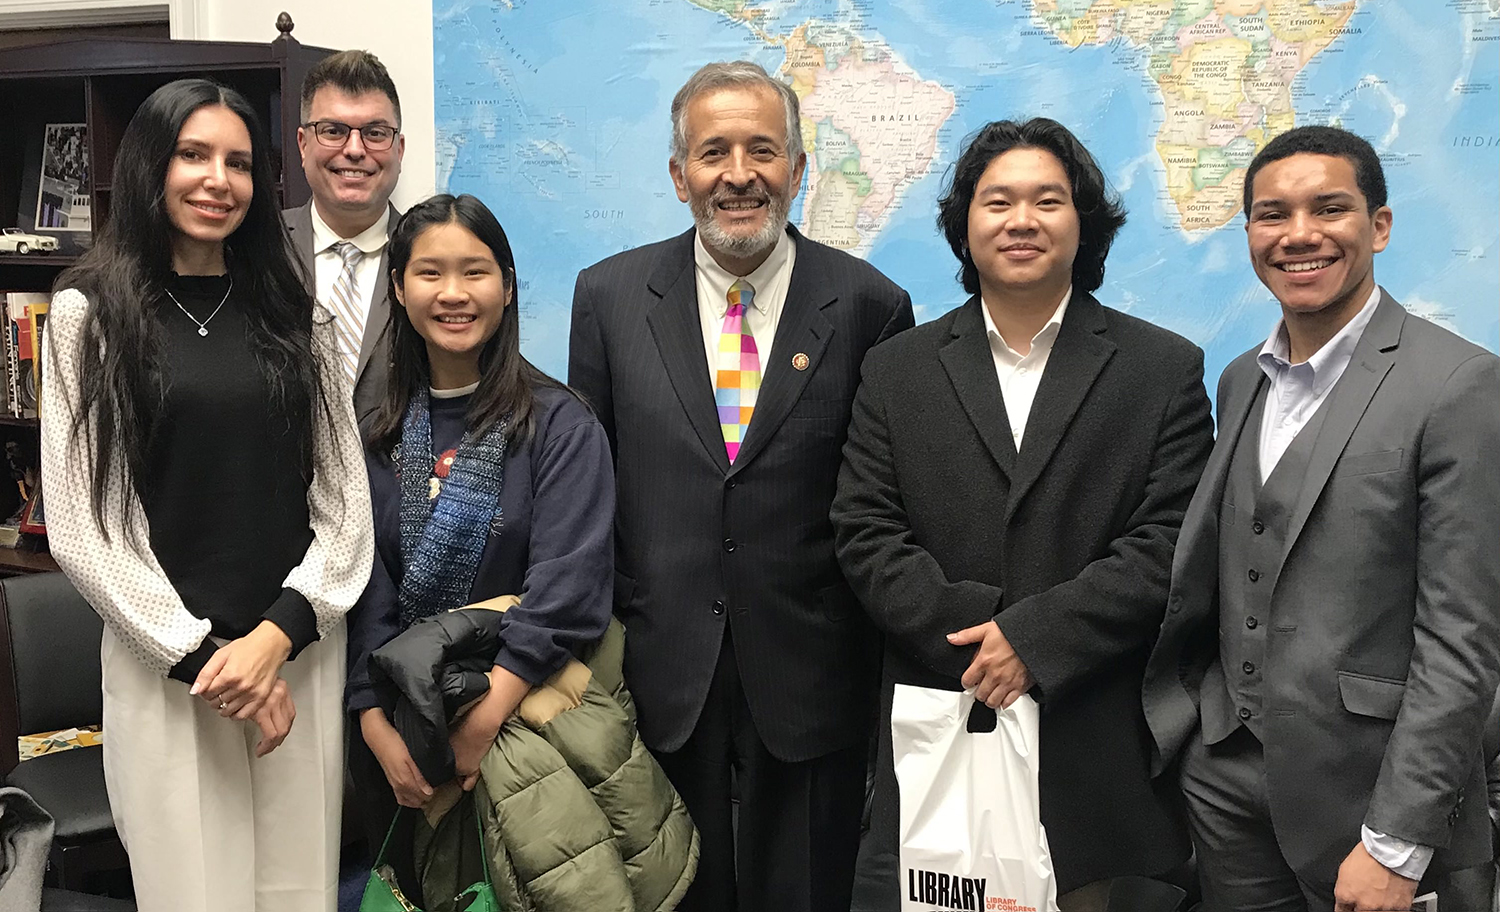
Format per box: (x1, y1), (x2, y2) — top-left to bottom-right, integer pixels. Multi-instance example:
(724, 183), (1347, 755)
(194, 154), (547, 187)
(712, 600), (725, 616)
(1247, 569), (1260, 582)
(1246, 616), (1258, 629)
(723, 538), (736, 552)
(726, 479), (737, 489)
(1169, 603), (1182, 614)
(1242, 661), (1255, 675)
(1252, 520), (1265, 535)
(1238, 707), (1252, 720)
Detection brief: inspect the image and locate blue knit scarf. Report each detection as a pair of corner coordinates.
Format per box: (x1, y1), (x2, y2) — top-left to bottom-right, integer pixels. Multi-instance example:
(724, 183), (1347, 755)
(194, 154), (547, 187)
(396, 389), (509, 628)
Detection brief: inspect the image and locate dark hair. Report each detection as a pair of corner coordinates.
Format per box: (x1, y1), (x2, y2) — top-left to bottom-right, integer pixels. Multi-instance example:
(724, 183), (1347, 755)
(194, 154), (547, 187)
(54, 78), (332, 541)
(367, 194), (566, 453)
(1243, 125), (1387, 216)
(300, 50), (402, 125)
(937, 118), (1126, 295)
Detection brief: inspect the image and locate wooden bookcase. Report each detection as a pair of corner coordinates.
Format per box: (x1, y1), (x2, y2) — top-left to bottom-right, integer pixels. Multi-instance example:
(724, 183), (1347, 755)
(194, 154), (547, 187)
(0, 14), (334, 575)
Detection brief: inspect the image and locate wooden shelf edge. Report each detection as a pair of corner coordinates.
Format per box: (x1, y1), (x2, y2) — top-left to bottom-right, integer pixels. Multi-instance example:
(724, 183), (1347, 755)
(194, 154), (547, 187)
(0, 255), (77, 268)
(0, 548), (56, 575)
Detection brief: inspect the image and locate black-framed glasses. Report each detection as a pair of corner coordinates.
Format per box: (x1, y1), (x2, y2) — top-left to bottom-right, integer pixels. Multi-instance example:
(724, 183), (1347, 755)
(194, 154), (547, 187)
(302, 120), (400, 150)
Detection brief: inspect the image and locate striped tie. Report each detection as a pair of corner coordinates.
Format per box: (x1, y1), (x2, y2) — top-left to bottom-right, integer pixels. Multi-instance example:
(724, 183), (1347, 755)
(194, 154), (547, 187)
(327, 241), (366, 383)
(715, 279), (760, 464)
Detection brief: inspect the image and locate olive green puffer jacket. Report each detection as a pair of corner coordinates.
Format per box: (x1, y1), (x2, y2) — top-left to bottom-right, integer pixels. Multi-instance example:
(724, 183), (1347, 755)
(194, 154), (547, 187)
(413, 616), (698, 911)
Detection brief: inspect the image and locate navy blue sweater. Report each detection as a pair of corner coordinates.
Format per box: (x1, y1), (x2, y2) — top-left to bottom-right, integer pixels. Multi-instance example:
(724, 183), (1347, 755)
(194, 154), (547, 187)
(346, 386), (615, 712)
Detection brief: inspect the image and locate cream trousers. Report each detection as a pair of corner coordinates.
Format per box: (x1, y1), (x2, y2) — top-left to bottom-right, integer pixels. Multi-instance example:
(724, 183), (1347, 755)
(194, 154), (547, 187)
(100, 622), (345, 912)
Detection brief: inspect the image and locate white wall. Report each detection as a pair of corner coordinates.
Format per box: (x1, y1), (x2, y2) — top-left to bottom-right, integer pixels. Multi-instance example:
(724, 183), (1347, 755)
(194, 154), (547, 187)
(193, 0), (436, 211)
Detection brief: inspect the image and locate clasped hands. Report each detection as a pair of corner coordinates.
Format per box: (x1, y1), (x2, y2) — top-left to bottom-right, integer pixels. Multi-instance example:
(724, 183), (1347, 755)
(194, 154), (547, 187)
(948, 620), (1034, 709)
(190, 619), (295, 757)
(363, 665), (531, 808)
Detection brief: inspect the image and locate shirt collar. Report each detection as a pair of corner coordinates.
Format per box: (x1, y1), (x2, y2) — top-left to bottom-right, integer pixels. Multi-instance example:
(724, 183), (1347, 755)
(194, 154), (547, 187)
(311, 203), (390, 256)
(1257, 284), (1382, 392)
(694, 228), (793, 317)
(981, 288), (1072, 357)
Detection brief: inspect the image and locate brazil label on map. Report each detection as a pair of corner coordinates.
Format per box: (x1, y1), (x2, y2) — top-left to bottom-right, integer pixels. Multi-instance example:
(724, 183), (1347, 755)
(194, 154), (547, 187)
(435, 0), (1499, 382)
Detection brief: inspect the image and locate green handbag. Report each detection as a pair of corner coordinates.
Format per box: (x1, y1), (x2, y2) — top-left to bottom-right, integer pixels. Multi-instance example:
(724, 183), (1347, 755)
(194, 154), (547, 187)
(360, 804), (500, 912)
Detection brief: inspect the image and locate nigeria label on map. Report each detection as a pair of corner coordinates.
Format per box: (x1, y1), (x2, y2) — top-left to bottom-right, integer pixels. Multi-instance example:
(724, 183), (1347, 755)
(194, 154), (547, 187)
(434, 0), (1498, 381)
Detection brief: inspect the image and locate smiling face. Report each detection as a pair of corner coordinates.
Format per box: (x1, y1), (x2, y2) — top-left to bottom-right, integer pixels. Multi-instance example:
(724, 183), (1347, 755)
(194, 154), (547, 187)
(1245, 152), (1391, 321)
(298, 87), (404, 235)
(393, 221), (511, 388)
(164, 104), (253, 270)
(965, 146), (1081, 305)
(669, 84), (805, 273)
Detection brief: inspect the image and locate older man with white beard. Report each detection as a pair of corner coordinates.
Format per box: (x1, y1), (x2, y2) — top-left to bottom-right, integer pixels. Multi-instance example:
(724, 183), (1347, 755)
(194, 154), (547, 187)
(569, 61), (914, 912)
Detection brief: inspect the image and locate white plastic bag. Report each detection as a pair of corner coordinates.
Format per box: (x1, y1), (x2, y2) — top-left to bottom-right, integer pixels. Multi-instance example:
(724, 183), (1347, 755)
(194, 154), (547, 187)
(893, 685), (1058, 912)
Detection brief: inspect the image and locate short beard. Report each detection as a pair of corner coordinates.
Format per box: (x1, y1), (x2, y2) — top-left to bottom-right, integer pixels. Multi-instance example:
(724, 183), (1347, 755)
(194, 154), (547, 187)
(689, 181), (792, 262)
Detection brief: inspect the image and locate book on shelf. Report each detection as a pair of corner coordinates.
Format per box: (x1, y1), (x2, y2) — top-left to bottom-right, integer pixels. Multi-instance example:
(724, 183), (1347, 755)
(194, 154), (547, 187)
(4, 292), (49, 420)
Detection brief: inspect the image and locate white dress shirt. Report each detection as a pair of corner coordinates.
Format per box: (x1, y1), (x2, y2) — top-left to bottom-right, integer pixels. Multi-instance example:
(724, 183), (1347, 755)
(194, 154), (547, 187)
(694, 229), (796, 386)
(1255, 284), (1431, 880)
(310, 204), (390, 355)
(980, 289), (1071, 450)
(1255, 284), (1380, 483)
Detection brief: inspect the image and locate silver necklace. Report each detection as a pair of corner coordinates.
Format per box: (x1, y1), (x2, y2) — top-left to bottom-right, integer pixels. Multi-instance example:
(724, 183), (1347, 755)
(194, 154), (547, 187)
(164, 278), (232, 337)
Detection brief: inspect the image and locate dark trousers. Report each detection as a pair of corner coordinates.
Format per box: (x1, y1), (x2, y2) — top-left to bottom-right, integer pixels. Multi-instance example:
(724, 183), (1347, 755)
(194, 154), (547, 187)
(348, 723), (425, 905)
(1180, 725), (1495, 912)
(652, 627), (867, 912)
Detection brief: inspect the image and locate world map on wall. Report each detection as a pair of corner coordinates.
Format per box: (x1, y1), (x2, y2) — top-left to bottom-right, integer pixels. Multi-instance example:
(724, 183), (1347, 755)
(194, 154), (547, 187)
(434, 0), (1500, 384)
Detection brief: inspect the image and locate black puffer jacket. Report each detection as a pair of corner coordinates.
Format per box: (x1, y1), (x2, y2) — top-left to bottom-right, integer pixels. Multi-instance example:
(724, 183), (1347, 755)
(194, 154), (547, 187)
(370, 607), (506, 784)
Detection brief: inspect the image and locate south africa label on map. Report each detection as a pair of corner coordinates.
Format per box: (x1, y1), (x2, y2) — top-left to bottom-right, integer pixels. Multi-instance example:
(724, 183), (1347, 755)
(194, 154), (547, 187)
(434, 0), (1499, 382)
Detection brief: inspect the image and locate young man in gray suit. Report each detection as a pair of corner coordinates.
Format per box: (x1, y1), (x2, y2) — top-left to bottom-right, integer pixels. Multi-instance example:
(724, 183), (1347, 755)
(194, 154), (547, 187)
(284, 50), (404, 425)
(568, 61), (913, 912)
(1144, 126), (1500, 912)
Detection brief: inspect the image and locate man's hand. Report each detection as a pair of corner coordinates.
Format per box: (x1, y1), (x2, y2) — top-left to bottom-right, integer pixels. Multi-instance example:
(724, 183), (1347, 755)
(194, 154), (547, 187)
(360, 707), (434, 808)
(192, 620), (293, 720)
(251, 679), (296, 758)
(949, 621), (1035, 709)
(1333, 841), (1419, 911)
(449, 666), (530, 791)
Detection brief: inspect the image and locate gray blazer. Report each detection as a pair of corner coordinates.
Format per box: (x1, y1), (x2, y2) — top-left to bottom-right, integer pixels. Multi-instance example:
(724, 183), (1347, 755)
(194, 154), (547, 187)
(283, 201), (399, 427)
(1144, 291), (1500, 884)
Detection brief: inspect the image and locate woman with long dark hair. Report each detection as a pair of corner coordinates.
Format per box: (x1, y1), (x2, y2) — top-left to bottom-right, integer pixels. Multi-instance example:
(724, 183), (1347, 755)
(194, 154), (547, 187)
(40, 78), (372, 911)
(345, 193), (615, 892)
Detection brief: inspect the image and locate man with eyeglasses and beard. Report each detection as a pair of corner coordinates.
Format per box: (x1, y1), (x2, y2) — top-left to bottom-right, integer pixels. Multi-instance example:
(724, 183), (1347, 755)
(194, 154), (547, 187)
(285, 49), (405, 427)
(569, 60), (913, 912)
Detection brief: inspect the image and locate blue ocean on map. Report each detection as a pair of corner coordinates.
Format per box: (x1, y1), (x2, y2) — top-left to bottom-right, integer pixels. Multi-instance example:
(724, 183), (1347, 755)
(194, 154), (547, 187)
(435, 0), (1499, 382)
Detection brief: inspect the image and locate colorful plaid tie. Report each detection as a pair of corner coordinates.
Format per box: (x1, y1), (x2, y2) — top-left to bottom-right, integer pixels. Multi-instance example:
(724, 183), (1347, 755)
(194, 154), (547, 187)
(715, 279), (760, 463)
(326, 241), (366, 383)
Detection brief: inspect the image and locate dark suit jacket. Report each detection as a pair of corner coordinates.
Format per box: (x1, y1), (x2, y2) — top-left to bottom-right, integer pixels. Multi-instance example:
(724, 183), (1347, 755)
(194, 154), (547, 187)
(833, 293), (1213, 895)
(568, 225), (913, 762)
(283, 201), (399, 426)
(1144, 293), (1500, 885)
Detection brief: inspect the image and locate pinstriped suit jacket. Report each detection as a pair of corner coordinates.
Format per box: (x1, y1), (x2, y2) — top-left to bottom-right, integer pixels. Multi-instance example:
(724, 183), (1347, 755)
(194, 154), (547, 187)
(568, 225), (913, 762)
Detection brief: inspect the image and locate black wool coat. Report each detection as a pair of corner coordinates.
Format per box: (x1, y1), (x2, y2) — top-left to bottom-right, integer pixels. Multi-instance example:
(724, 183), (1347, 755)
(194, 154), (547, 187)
(832, 292), (1214, 900)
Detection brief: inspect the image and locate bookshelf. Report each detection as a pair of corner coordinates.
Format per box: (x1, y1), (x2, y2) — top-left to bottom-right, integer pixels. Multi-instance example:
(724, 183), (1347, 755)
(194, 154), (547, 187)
(0, 14), (334, 576)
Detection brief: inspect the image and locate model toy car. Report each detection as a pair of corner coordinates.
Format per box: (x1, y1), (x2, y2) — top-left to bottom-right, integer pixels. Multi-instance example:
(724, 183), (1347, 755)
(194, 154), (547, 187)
(0, 229), (60, 255)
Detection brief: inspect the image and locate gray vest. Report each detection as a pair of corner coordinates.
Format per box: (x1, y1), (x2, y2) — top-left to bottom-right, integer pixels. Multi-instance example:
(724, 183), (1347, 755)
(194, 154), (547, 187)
(1200, 381), (1329, 745)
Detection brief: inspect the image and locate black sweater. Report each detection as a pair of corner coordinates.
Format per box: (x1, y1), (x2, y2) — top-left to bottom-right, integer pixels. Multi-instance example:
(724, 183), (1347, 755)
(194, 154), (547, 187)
(144, 273), (317, 682)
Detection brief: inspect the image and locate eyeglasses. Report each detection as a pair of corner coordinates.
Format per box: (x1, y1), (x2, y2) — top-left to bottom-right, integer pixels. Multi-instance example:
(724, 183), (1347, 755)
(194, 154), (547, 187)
(302, 120), (400, 151)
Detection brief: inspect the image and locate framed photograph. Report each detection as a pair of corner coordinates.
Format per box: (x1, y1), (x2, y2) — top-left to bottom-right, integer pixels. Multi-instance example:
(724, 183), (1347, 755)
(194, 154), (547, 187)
(18, 488), (44, 535)
(34, 123), (90, 231)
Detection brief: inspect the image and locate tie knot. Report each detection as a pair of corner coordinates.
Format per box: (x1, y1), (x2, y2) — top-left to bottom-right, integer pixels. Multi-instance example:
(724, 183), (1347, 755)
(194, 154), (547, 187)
(333, 241), (363, 267)
(728, 278), (755, 314)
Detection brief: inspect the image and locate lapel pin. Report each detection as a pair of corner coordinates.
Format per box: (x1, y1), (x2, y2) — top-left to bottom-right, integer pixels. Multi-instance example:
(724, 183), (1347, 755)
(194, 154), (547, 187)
(792, 352), (810, 371)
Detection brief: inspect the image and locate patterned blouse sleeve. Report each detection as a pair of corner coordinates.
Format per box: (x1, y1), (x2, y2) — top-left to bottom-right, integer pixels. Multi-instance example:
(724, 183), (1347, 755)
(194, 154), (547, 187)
(279, 308), (374, 637)
(40, 288), (213, 676)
